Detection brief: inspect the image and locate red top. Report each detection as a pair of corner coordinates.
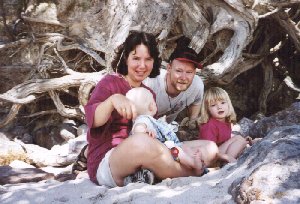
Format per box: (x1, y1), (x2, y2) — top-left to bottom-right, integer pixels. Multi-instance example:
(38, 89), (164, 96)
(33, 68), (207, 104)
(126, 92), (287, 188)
(84, 73), (154, 184)
(198, 118), (231, 146)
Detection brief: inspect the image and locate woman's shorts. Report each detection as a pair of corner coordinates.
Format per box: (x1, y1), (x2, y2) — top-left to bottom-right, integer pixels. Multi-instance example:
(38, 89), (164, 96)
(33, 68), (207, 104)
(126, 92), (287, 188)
(96, 148), (117, 188)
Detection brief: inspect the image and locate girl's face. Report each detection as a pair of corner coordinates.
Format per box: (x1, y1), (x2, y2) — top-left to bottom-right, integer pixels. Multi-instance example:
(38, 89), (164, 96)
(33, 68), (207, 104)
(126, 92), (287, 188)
(208, 99), (229, 122)
(126, 44), (154, 87)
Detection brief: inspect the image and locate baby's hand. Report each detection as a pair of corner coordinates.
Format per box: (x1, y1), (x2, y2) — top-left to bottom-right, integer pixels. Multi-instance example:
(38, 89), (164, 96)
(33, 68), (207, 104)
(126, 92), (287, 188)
(147, 129), (156, 138)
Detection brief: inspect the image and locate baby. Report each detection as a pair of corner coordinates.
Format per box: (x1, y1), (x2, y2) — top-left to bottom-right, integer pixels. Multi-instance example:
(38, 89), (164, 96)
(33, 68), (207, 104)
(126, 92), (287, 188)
(126, 87), (205, 176)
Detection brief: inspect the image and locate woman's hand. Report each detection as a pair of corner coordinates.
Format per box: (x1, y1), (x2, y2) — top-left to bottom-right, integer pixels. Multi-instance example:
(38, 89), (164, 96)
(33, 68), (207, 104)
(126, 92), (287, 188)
(111, 94), (137, 120)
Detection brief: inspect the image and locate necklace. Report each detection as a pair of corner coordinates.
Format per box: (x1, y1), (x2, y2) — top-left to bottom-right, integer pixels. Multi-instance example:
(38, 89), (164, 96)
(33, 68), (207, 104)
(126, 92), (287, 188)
(121, 74), (137, 88)
(165, 76), (173, 112)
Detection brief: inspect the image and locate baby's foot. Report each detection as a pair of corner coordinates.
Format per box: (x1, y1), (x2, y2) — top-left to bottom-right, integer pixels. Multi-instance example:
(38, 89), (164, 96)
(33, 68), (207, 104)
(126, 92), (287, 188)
(193, 150), (205, 176)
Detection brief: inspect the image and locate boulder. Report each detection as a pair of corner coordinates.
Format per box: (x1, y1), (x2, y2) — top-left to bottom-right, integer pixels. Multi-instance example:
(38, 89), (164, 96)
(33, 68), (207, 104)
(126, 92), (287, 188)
(249, 102), (300, 138)
(230, 125), (300, 203)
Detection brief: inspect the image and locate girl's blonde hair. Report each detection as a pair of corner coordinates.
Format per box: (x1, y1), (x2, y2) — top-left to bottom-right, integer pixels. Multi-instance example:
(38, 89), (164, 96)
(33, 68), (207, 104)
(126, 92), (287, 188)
(198, 87), (236, 124)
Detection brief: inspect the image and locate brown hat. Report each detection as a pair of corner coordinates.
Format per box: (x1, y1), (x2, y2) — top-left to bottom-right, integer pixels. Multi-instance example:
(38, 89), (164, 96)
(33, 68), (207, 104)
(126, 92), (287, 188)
(169, 47), (202, 69)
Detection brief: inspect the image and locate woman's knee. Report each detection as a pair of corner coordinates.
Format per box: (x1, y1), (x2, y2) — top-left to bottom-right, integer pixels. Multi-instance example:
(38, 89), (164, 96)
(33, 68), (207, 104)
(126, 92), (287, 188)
(206, 141), (219, 166)
(206, 141), (219, 155)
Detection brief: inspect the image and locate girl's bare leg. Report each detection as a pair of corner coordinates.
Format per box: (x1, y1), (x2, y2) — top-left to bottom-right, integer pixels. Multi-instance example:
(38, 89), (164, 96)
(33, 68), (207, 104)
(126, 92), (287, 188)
(219, 135), (247, 159)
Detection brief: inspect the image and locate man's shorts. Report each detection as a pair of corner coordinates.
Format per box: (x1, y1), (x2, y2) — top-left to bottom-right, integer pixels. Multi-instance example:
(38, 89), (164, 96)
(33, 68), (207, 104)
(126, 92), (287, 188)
(96, 148), (117, 188)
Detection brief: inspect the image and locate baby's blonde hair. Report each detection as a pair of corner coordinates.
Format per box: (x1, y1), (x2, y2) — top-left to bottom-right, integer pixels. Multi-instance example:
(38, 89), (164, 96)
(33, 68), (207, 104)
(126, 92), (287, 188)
(198, 87), (236, 124)
(126, 87), (155, 114)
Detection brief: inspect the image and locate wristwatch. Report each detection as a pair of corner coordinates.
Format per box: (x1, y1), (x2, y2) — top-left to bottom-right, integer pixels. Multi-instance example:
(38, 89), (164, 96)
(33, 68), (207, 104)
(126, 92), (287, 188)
(170, 147), (180, 162)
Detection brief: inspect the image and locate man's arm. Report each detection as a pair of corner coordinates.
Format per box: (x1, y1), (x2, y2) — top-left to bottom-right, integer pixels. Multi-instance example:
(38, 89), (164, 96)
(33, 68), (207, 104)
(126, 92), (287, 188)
(180, 104), (200, 130)
(187, 103), (200, 120)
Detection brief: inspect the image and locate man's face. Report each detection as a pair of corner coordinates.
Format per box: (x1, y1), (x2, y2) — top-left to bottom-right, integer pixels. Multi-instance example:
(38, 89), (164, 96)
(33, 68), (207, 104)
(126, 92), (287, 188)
(167, 59), (196, 93)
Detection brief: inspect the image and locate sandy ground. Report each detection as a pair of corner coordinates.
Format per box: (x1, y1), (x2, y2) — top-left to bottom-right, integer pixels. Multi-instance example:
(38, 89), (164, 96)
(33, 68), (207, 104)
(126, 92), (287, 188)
(1, 164), (238, 204)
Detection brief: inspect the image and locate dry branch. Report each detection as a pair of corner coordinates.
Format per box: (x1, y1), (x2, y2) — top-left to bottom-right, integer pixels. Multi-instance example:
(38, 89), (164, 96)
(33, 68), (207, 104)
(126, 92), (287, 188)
(0, 71), (105, 127)
(0, 72), (104, 104)
(258, 59), (274, 114)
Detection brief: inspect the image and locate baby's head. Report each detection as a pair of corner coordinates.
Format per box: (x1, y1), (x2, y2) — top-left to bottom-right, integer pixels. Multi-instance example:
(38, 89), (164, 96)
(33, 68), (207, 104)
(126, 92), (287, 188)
(199, 87), (236, 123)
(126, 87), (157, 116)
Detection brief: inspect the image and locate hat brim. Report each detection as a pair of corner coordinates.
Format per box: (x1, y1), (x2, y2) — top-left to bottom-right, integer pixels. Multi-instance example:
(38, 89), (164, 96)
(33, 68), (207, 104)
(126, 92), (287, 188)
(175, 58), (203, 69)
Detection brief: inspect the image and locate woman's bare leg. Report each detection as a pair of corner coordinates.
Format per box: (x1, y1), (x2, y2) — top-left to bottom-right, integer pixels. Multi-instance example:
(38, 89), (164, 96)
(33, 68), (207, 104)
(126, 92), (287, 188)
(181, 140), (219, 167)
(109, 133), (195, 186)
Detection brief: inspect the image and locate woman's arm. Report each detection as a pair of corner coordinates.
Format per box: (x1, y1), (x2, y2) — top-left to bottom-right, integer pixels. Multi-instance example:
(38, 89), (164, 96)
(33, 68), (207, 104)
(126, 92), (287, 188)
(93, 94), (137, 127)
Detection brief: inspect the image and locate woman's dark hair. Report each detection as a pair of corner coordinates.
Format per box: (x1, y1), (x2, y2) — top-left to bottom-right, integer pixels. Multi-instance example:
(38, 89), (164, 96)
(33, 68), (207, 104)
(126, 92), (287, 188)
(112, 31), (161, 78)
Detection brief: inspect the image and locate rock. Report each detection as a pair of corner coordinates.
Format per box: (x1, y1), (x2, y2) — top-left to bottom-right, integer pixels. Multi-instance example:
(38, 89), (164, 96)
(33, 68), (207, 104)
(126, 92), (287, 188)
(232, 117), (254, 136)
(9, 160), (35, 168)
(54, 173), (77, 182)
(249, 102), (300, 138)
(41, 164), (73, 176)
(19, 142), (77, 167)
(0, 166), (54, 185)
(0, 134), (26, 165)
(77, 124), (88, 136)
(33, 125), (65, 149)
(230, 125), (300, 203)
(67, 134), (88, 155)
(0, 134), (25, 156)
(21, 133), (34, 144)
(60, 120), (77, 141)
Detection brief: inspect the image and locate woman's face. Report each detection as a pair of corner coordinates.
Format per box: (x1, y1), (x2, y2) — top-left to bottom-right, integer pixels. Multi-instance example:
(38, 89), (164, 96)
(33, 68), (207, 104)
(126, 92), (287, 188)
(126, 44), (154, 86)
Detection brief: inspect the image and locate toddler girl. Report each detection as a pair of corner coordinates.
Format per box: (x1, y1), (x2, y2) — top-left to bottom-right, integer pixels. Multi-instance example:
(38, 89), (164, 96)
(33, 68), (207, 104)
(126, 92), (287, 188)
(198, 87), (247, 163)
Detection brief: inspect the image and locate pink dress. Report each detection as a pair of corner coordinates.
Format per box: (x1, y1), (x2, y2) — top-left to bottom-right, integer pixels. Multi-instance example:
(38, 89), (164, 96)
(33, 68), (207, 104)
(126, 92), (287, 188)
(198, 118), (231, 146)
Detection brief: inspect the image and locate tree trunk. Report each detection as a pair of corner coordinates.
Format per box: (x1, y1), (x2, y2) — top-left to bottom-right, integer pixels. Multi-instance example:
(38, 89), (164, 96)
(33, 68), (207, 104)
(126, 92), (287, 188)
(0, 0), (299, 130)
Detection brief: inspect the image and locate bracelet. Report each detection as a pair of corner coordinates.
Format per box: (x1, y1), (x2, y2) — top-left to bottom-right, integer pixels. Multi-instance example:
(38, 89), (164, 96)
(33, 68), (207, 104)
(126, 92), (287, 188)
(170, 147), (180, 162)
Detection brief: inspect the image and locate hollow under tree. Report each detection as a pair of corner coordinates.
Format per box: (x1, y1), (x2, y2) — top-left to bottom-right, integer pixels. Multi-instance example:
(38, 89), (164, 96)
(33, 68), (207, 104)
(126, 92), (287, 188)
(0, 0), (299, 132)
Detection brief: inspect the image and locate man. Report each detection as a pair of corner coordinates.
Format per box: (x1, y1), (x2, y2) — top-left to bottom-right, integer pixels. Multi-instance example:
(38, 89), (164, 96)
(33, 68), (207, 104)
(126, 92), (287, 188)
(144, 47), (204, 124)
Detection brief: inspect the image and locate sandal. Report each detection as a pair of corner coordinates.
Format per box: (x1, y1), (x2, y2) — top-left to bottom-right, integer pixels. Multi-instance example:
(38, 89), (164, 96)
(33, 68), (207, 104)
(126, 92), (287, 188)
(72, 144), (88, 174)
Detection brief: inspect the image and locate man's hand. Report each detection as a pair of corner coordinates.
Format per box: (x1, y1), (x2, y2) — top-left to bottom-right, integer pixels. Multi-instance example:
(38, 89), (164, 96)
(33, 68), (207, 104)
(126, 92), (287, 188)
(180, 117), (198, 130)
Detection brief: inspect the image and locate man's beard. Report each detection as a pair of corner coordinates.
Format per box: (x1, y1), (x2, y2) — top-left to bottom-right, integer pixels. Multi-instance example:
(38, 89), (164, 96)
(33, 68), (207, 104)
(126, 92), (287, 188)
(174, 80), (191, 91)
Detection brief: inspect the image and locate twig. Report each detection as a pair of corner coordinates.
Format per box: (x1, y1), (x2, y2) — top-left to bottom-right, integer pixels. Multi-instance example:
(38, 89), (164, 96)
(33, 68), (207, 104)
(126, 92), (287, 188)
(284, 76), (300, 92)
(0, 39), (31, 50)
(0, 104), (22, 128)
(21, 15), (66, 27)
(57, 38), (106, 66)
(22, 110), (58, 118)
(258, 7), (281, 19)
(53, 48), (77, 75)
